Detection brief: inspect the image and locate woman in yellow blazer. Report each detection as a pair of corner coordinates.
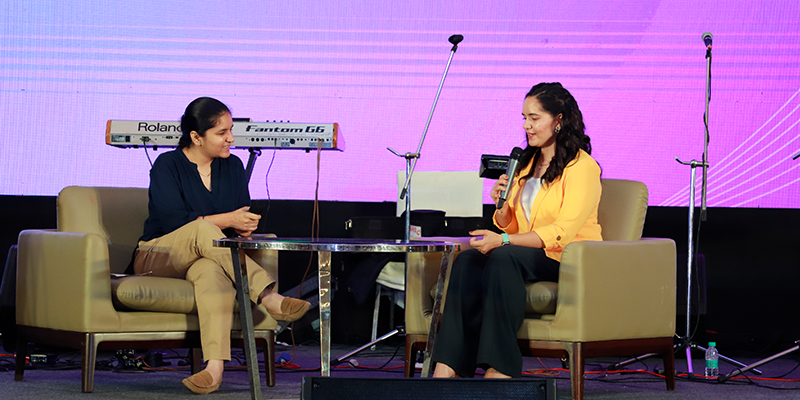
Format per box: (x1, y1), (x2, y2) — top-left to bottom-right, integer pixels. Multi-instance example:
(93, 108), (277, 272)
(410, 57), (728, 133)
(432, 82), (602, 379)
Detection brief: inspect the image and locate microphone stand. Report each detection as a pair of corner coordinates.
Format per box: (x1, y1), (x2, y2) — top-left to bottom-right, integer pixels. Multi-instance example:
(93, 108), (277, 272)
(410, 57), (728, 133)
(334, 34), (463, 368)
(672, 39), (714, 378)
(674, 35), (759, 379)
(389, 34), (463, 241)
(613, 33), (760, 378)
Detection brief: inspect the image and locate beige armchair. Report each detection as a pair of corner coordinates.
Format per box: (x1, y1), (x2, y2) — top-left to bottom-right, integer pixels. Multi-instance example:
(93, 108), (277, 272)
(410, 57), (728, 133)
(15, 186), (278, 392)
(405, 179), (676, 400)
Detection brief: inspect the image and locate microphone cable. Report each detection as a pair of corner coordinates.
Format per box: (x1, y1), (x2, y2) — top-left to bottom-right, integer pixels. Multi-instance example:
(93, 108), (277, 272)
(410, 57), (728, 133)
(141, 138), (154, 168)
(262, 139), (278, 223)
(285, 138), (324, 366)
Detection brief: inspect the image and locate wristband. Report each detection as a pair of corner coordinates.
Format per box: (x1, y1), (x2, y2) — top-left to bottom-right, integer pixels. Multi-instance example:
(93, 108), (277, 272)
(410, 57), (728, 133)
(501, 232), (511, 246)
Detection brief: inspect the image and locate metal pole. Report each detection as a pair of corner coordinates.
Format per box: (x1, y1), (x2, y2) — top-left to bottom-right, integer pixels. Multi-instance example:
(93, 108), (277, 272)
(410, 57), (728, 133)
(686, 164), (696, 375)
(405, 157), (412, 241)
(244, 148), (261, 184)
(230, 248), (261, 400)
(700, 46), (711, 221)
(318, 251), (332, 376)
(719, 342), (799, 383)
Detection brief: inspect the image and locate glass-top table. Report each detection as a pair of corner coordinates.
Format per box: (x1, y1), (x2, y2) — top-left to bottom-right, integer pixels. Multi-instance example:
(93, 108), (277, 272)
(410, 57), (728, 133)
(213, 235), (460, 399)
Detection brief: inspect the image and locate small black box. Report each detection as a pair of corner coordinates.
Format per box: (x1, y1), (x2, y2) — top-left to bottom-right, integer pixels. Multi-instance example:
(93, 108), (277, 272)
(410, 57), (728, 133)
(345, 217), (405, 239)
(480, 154), (510, 179)
(443, 217), (489, 236)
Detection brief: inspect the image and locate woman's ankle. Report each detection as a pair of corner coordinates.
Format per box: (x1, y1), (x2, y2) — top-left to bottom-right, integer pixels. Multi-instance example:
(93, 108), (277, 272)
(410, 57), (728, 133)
(433, 362), (458, 378)
(259, 288), (285, 313)
(484, 367), (511, 379)
(204, 360), (225, 385)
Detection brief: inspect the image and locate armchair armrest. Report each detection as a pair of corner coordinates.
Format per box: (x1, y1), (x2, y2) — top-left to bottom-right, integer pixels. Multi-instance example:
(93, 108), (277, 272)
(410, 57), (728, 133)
(547, 238), (677, 342)
(17, 230), (121, 332)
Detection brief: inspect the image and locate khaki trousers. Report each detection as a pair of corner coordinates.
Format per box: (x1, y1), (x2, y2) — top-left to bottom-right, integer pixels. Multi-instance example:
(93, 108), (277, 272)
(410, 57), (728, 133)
(134, 219), (275, 361)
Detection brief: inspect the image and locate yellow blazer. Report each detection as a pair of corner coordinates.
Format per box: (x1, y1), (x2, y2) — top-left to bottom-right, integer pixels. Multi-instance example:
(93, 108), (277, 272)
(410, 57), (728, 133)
(493, 149), (602, 262)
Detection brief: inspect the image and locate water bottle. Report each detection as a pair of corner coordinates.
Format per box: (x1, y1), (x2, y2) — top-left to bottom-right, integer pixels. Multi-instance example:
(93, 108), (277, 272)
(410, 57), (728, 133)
(705, 342), (719, 378)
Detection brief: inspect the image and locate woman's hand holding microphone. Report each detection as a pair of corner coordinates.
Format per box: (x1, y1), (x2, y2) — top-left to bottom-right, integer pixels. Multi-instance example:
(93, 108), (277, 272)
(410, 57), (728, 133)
(491, 174), (511, 211)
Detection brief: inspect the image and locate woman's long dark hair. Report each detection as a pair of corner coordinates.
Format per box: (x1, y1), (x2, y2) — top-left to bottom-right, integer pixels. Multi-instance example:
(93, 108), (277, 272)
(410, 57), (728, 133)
(178, 97), (231, 149)
(518, 82), (591, 183)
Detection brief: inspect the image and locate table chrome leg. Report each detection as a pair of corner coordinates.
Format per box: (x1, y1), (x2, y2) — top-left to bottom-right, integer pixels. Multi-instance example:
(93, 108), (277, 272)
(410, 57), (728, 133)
(318, 250), (332, 376)
(231, 248), (261, 400)
(421, 245), (455, 377)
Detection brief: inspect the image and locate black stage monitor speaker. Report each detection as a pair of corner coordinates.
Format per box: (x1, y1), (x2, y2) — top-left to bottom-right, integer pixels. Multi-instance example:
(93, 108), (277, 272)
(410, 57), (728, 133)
(301, 376), (556, 400)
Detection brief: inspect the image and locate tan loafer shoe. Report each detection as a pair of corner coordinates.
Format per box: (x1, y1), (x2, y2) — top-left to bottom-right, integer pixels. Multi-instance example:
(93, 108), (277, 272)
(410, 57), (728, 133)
(269, 297), (312, 322)
(182, 370), (221, 395)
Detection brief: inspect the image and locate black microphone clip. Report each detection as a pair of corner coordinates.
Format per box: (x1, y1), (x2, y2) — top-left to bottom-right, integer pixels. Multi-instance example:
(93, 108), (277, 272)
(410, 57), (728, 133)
(702, 32), (713, 55)
(449, 34), (464, 52)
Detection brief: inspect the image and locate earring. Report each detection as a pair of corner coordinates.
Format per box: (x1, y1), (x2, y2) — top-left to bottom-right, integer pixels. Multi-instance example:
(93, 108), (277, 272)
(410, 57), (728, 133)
(555, 126), (561, 134)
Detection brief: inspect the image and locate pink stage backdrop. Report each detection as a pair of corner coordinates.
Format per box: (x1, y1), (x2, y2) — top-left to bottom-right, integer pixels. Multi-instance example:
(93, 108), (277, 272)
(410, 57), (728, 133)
(2, 1), (799, 207)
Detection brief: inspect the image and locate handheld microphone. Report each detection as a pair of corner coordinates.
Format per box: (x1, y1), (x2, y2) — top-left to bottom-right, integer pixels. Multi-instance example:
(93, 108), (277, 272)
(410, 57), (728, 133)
(702, 32), (713, 48)
(496, 147), (524, 209)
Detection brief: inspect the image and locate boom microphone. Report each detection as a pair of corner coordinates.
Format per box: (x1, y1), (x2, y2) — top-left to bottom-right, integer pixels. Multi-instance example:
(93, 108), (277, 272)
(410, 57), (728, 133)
(496, 147), (524, 209)
(702, 32), (713, 48)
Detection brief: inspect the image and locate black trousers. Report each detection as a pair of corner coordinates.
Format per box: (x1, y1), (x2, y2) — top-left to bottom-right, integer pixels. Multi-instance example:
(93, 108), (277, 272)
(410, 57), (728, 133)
(430, 246), (560, 377)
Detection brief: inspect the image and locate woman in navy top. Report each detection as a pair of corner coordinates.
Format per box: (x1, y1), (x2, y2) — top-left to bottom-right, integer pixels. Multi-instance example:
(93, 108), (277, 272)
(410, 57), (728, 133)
(133, 97), (310, 394)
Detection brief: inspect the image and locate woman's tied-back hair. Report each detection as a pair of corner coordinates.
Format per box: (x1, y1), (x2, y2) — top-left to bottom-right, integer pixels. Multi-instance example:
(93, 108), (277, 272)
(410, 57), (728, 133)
(518, 82), (592, 184)
(178, 97), (231, 149)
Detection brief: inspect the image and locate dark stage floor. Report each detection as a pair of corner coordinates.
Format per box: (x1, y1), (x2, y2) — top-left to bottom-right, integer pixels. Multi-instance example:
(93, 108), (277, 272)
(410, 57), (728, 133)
(3, 337), (800, 399)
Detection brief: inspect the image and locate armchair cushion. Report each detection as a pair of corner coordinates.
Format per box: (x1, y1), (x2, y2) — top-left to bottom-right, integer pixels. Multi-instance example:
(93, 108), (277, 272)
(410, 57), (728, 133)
(111, 276), (197, 314)
(376, 261), (405, 291)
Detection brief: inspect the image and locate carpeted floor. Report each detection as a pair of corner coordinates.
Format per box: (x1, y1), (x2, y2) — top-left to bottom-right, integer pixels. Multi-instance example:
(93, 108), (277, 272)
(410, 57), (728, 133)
(2, 339), (800, 399)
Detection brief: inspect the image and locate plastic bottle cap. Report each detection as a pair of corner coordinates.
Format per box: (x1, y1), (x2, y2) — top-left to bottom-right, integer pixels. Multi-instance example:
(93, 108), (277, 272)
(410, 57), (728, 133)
(709, 342), (716, 347)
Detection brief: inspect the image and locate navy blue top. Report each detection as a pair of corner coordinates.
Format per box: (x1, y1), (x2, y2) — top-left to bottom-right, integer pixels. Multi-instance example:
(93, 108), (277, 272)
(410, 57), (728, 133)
(139, 149), (251, 242)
